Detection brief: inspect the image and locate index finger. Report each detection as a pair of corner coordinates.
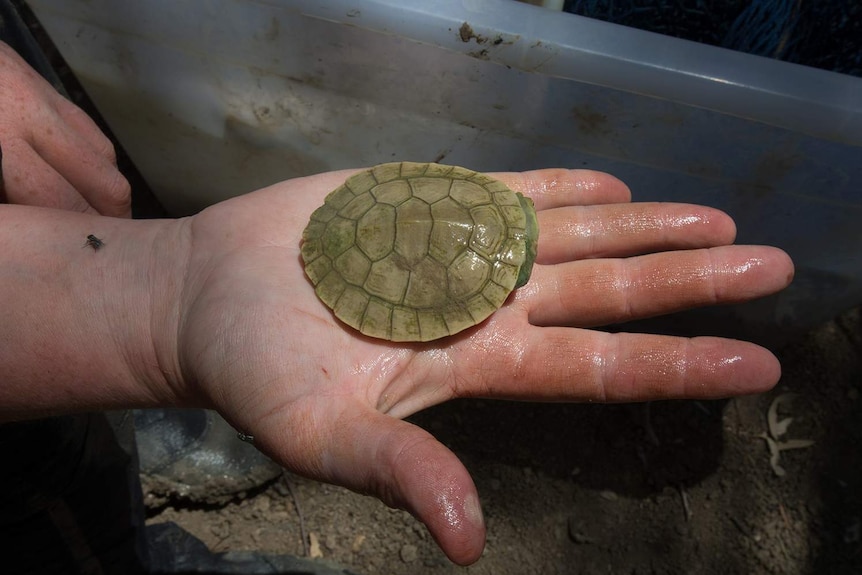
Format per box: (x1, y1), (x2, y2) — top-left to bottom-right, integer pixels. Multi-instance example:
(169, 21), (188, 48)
(32, 118), (131, 218)
(494, 168), (632, 210)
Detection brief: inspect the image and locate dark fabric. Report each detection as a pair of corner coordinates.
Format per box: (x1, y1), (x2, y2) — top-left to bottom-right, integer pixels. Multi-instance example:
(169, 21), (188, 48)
(0, 413), (148, 574)
(0, 0), (64, 91)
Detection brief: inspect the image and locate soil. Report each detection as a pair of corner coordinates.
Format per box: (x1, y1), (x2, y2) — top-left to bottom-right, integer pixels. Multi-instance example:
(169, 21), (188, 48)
(146, 308), (862, 574)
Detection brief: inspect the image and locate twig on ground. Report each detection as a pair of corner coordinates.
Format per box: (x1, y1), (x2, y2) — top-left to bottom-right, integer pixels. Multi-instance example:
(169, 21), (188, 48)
(760, 394), (815, 477)
(282, 472), (309, 556)
(779, 502), (791, 528)
(678, 485), (692, 521)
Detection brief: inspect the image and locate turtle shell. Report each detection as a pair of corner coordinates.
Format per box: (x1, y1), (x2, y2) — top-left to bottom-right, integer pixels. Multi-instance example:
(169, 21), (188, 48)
(301, 162), (538, 342)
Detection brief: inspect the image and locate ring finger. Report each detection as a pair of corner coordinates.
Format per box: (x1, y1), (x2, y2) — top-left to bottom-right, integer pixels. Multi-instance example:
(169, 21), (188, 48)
(522, 245), (793, 327)
(536, 202), (737, 264)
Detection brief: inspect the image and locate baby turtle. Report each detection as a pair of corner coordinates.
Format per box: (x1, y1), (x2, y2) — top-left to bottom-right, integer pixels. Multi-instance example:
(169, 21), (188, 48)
(301, 162), (538, 342)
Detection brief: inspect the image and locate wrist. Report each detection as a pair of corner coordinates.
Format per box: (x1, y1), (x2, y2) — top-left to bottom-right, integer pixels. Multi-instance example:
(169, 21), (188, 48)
(0, 206), (192, 420)
(127, 216), (195, 408)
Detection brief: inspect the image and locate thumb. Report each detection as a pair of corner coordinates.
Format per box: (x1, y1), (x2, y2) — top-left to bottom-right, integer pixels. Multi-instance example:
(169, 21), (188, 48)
(263, 404), (486, 565)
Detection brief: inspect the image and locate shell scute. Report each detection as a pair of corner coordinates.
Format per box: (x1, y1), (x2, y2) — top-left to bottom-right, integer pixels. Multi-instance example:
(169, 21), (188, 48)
(333, 286), (370, 329)
(371, 163), (402, 182)
(361, 300), (393, 340)
(334, 247), (371, 286)
(356, 204), (396, 261)
(403, 258), (448, 309)
(339, 193), (376, 220)
(370, 180), (411, 206)
(394, 198), (433, 267)
(411, 177), (452, 204)
(326, 185), (357, 210)
(448, 251), (491, 300)
(365, 255), (409, 304)
(468, 205), (506, 260)
(429, 198), (471, 266)
(449, 180), (492, 208)
(391, 307), (421, 341)
(321, 217), (356, 260)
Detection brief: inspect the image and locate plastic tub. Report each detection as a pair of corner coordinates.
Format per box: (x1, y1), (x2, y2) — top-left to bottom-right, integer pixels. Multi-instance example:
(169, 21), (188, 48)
(26, 0), (862, 341)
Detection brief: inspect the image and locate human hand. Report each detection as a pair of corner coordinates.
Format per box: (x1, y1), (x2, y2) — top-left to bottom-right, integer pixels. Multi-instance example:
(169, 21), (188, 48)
(167, 167), (793, 564)
(0, 41), (130, 216)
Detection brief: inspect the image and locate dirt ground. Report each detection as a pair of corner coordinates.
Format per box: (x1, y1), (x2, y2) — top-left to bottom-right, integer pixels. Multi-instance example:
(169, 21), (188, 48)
(147, 307), (862, 575)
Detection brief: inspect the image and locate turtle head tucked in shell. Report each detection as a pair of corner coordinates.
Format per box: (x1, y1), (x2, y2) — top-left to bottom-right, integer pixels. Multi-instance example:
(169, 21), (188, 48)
(301, 162), (539, 342)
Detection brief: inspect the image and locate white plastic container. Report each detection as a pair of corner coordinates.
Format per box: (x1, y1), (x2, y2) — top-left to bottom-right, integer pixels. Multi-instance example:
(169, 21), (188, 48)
(27, 0), (862, 340)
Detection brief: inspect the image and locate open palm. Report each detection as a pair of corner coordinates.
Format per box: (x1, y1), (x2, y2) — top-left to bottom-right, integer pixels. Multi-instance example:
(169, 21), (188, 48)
(174, 167), (792, 564)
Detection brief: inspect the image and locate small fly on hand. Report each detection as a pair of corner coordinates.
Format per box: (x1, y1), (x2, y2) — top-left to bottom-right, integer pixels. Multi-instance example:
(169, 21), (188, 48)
(83, 234), (104, 251)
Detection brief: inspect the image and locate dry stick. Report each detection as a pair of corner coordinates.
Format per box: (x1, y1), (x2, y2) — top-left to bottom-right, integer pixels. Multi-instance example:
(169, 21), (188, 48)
(678, 485), (692, 521)
(282, 472), (309, 556)
(779, 502), (791, 528)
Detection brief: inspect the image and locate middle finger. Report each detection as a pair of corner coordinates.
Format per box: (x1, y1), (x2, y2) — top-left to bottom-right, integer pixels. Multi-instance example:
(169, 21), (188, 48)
(536, 202), (737, 264)
(522, 245), (792, 327)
